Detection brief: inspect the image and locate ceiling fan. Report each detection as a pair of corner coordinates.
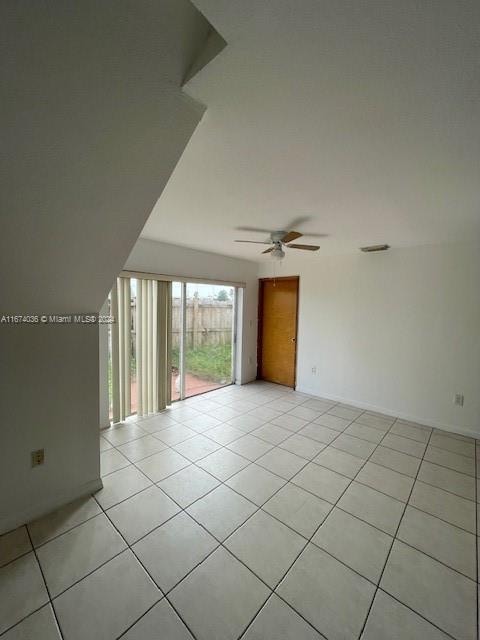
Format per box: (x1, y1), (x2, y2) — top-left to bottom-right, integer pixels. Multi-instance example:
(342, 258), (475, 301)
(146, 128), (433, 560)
(235, 229), (322, 260)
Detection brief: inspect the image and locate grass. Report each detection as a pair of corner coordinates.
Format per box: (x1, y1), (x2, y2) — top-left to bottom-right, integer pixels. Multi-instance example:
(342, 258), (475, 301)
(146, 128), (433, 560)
(107, 343), (232, 409)
(172, 343), (232, 383)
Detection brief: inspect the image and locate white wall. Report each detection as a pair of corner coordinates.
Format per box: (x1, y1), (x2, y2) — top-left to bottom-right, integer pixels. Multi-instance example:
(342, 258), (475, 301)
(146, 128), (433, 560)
(259, 243), (480, 437)
(0, 324), (101, 534)
(0, 1), (219, 534)
(125, 238), (259, 384)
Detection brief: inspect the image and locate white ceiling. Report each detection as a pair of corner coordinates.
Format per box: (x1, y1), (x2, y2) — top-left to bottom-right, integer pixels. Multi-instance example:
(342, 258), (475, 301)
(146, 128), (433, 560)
(141, 0), (480, 261)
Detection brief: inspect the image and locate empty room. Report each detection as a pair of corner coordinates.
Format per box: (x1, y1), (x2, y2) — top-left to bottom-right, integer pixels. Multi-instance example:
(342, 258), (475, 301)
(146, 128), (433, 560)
(1, 2), (479, 640)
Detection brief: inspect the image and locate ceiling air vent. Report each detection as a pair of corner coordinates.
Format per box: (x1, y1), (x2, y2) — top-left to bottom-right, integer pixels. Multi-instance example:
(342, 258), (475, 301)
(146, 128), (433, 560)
(360, 244), (390, 253)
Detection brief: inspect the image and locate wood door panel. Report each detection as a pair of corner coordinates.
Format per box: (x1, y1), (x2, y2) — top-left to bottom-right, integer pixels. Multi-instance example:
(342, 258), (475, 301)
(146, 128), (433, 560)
(259, 277), (298, 387)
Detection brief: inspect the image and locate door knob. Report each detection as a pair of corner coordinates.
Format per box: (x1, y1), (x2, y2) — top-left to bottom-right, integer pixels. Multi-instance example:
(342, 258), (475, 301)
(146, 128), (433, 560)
(291, 337), (296, 342)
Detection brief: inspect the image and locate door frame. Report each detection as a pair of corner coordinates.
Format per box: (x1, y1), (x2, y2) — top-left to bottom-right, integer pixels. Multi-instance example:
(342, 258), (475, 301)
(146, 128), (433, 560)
(257, 275), (300, 388)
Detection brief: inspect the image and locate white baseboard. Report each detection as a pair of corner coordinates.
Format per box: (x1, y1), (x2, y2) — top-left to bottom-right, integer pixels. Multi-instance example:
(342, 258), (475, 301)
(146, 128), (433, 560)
(0, 477), (103, 536)
(295, 385), (479, 440)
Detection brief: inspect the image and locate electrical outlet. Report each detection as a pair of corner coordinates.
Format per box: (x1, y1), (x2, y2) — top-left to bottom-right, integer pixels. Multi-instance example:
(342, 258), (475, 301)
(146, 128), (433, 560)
(31, 449), (45, 467)
(454, 393), (464, 407)
(311, 366), (317, 375)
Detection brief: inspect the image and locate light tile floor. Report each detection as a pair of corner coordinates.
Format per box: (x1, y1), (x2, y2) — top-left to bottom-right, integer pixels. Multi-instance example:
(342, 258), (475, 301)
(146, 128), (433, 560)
(1, 381), (479, 639)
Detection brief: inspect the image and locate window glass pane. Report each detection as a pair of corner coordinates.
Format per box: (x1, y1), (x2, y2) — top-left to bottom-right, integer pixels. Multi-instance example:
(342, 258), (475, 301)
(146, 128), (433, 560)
(184, 283), (234, 398)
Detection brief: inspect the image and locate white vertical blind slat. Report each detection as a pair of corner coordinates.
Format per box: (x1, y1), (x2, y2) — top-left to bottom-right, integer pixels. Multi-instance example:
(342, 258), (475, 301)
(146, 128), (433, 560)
(141, 279), (148, 413)
(152, 281), (158, 413)
(110, 275), (171, 420)
(157, 282), (165, 410)
(147, 280), (153, 413)
(136, 279), (143, 417)
(117, 278), (125, 419)
(123, 278), (131, 416)
(166, 281), (172, 406)
(156, 281), (171, 411)
(111, 281), (120, 423)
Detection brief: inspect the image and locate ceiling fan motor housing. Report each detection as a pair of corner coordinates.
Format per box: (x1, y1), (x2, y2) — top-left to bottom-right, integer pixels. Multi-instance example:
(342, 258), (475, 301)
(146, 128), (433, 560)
(271, 231), (286, 243)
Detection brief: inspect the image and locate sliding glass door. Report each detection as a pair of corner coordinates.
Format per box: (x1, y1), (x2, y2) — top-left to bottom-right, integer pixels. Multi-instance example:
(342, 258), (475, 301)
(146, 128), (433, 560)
(108, 276), (238, 420)
(172, 281), (236, 400)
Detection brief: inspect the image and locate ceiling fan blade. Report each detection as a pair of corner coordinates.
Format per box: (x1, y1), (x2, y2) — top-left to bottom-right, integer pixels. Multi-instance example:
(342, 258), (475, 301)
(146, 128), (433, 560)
(300, 232), (328, 238)
(235, 240), (271, 244)
(262, 247), (274, 254)
(282, 217), (328, 238)
(285, 216), (312, 229)
(281, 230), (303, 244)
(287, 244), (320, 251)
(235, 226), (273, 233)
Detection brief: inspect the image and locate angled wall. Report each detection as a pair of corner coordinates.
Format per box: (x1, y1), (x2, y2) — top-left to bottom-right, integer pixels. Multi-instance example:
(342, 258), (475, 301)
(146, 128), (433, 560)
(0, 1), (221, 533)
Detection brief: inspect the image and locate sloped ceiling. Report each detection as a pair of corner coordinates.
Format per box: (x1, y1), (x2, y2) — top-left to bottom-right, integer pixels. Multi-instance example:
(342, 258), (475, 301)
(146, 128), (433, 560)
(142, 0), (480, 260)
(1, 0), (219, 311)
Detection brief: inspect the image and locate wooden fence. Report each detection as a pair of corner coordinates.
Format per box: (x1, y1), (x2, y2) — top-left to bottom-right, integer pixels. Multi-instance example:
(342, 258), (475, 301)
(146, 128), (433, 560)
(129, 298), (233, 350)
(172, 299), (233, 349)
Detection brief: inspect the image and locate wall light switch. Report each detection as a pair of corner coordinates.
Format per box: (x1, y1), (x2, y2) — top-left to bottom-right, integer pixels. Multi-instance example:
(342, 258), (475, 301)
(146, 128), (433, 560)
(311, 366), (317, 375)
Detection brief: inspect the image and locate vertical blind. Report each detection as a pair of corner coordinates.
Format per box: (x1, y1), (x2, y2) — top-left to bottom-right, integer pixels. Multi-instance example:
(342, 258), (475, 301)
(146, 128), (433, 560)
(110, 276), (171, 422)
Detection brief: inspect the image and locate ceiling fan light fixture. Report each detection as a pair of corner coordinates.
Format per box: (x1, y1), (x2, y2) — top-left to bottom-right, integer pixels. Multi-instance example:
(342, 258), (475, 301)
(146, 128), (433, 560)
(271, 247), (285, 260)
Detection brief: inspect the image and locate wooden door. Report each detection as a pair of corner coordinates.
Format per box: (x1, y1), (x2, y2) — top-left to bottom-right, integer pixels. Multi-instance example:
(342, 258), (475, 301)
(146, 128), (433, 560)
(258, 276), (299, 387)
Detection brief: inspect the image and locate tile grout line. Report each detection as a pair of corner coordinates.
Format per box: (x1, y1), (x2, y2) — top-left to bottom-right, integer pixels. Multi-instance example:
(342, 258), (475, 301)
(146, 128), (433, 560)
(103, 413), (349, 513)
(475, 440), (478, 640)
(0, 385), (287, 636)
(0, 602), (56, 639)
(105, 416), (477, 484)
(78, 391), (479, 639)
(105, 397), (474, 480)
(426, 443), (477, 466)
(102, 411), (322, 637)
(157, 450), (474, 585)
(369, 460), (477, 499)
(356, 419), (435, 639)
(1, 398), (261, 636)
(24, 526), (65, 640)
(94, 497), (201, 640)
(115, 598), (167, 640)
(48, 413), (415, 585)
(103, 429), (476, 491)
(236, 411), (402, 639)
(270, 418), (466, 640)
(21, 422), (472, 639)
(371, 451), (476, 482)
(104, 394), (346, 465)
(370, 587), (459, 640)
(4, 384), (475, 639)
(91, 415), (320, 638)
(95, 403), (343, 639)
(237, 415), (409, 638)
(309, 509), (477, 583)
